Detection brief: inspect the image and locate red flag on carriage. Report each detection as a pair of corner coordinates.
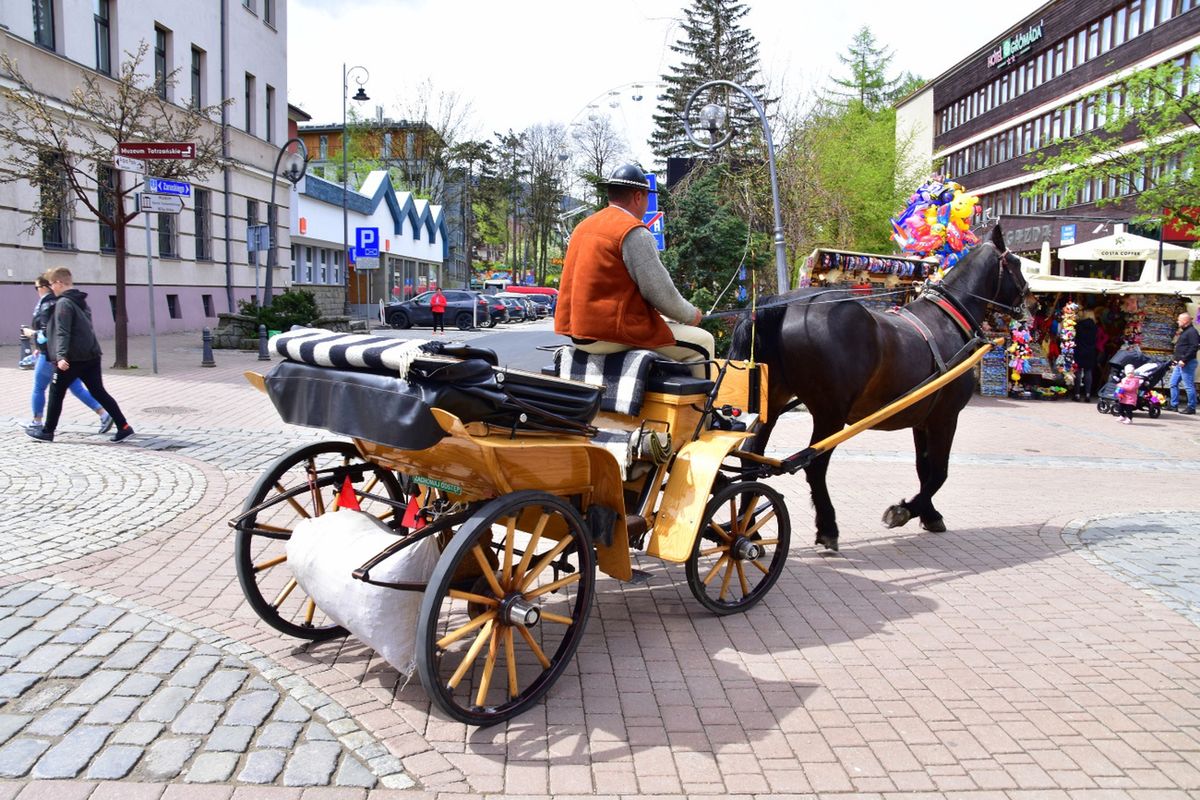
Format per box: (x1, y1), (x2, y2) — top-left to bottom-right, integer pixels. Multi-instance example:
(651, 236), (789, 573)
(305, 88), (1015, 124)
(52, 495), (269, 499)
(336, 476), (361, 511)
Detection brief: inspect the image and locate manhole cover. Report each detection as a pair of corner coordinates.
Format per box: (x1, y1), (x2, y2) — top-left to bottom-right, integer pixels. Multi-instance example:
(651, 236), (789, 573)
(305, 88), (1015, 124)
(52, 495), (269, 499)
(141, 406), (198, 415)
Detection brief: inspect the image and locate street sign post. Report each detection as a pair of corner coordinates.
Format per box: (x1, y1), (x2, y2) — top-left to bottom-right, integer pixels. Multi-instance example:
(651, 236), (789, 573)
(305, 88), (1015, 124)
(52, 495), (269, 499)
(137, 193), (184, 214)
(355, 227), (380, 258)
(117, 142), (196, 159)
(145, 177), (191, 197)
(354, 256), (380, 270)
(247, 224), (270, 252)
(113, 155), (146, 175)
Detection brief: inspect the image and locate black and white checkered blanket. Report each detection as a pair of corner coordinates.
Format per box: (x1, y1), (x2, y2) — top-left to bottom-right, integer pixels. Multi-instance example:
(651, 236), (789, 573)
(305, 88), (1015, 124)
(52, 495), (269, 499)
(270, 329), (429, 376)
(556, 348), (663, 416)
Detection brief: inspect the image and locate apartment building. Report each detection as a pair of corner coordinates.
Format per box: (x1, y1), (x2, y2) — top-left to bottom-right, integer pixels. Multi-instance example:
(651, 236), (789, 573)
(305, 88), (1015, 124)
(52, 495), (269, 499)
(897, 0), (1199, 268)
(0, 0), (289, 340)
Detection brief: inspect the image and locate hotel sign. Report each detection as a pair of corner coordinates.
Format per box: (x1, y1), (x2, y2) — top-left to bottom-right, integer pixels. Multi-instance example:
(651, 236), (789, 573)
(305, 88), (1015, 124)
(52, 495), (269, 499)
(987, 20), (1045, 69)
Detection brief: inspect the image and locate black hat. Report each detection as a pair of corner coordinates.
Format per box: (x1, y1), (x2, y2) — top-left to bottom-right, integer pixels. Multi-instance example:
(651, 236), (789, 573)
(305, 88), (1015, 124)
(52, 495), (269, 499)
(600, 163), (655, 192)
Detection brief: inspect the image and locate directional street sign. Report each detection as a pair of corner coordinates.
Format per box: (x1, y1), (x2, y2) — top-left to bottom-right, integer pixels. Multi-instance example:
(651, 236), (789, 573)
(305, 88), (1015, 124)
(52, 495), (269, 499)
(137, 193), (184, 214)
(113, 155), (146, 175)
(355, 227), (380, 258)
(118, 142), (196, 159)
(247, 224), (271, 252)
(146, 177), (191, 197)
(643, 210), (665, 251)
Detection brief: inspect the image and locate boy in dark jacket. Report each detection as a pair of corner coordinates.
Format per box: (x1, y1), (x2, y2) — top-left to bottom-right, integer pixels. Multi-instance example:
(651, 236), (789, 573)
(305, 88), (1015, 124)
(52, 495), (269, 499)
(26, 267), (135, 442)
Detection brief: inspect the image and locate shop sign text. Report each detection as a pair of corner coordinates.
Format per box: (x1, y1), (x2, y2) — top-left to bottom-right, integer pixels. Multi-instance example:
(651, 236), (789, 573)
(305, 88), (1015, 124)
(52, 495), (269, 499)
(987, 20), (1044, 69)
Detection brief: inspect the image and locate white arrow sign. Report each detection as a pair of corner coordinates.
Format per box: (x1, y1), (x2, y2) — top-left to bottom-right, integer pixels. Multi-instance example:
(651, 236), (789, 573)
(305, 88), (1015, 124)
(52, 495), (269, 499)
(137, 193), (184, 214)
(113, 155), (146, 174)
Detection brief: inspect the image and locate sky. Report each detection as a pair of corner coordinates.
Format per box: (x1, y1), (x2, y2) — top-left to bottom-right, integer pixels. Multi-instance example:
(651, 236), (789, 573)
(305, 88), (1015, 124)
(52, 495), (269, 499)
(288, 0), (1048, 167)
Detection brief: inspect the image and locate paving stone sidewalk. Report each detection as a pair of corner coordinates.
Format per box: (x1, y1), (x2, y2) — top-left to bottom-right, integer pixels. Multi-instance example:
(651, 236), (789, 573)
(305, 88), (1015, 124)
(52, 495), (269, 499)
(0, 581), (410, 790)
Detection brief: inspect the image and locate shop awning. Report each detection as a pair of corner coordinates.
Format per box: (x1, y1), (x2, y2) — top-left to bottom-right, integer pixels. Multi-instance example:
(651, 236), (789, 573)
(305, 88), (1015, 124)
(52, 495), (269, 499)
(1107, 279), (1200, 296)
(1058, 232), (1192, 261)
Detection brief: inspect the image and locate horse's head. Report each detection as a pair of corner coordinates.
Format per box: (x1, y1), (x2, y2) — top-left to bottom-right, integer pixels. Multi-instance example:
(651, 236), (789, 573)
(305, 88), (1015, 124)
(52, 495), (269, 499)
(943, 224), (1035, 323)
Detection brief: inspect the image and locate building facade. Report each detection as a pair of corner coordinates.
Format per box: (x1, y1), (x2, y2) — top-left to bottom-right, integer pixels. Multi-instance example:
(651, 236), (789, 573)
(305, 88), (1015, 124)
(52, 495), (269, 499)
(897, 0), (1199, 270)
(0, 0), (290, 342)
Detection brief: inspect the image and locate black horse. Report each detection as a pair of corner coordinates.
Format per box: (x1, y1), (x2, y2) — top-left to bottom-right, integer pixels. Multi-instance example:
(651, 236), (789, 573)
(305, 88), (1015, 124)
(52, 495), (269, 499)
(730, 225), (1032, 551)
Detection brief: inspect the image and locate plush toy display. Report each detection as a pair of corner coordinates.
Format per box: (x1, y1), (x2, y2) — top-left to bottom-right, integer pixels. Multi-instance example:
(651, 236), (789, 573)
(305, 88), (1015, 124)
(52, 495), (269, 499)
(1057, 302), (1078, 372)
(1008, 322), (1035, 382)
(890, 177), (981, 271)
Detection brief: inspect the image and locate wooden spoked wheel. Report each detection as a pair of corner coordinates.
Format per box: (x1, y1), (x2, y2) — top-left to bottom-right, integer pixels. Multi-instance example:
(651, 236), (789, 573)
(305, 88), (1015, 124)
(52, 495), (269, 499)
(686, 481), (790, 615)
(417, 490), (595, 725)
(235, 441), (404, 640)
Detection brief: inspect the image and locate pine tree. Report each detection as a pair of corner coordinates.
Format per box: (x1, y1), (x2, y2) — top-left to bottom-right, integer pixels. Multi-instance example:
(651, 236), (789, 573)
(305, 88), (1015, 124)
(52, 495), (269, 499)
(828, 26), (912, 111)
(651, 0), (770, 161)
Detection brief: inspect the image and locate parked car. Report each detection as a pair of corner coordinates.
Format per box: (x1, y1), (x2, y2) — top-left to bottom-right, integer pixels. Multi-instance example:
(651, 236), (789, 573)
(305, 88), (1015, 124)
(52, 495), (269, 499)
(497, 293), (542, 321)
(524, 293), (554, 317)
(496, 296), (529, 322)
(385, 290), (499, 330)
(479, 294), (509, 326)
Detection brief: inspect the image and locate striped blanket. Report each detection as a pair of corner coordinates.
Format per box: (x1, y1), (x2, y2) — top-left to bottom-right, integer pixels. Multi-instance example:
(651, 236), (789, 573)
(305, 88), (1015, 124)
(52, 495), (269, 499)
(270, 329), (429, 377)
(556, 347), (663, 416)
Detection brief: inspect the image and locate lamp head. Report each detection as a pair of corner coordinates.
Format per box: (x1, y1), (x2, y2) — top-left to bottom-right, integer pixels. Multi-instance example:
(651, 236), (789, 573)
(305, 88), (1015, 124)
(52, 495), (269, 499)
(281, 149), (307, 185)
(352, 86), (369, 103)
(699, 103), (726, 138)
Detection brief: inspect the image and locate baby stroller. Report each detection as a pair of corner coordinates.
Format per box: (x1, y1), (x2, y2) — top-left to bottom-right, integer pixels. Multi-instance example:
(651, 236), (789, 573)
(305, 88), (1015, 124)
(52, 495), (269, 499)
(1096, 351), (1171, 419)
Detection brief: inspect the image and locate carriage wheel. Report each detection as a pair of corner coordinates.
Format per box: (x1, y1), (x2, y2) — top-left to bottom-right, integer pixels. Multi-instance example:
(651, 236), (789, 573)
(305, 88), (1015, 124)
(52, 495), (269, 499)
(235, 441), (404, 640)
(686, 481), (791, 615)
(417, 490), (595, 725)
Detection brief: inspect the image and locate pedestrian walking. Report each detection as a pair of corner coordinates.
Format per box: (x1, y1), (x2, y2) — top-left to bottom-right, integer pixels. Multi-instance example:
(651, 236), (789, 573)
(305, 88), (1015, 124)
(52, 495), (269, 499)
(24, 274), (112, 435)
(430, 287), (447, 334)
(1167, 311), (1198, 414)
(1115, 363), (1141, 425)
(25, 267), (134, 443)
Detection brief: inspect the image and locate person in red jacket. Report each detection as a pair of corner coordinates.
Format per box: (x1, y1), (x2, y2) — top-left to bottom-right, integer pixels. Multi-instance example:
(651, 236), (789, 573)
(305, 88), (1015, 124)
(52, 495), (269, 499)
(555, 164), (712, 377)
(430, 287), (447, 334)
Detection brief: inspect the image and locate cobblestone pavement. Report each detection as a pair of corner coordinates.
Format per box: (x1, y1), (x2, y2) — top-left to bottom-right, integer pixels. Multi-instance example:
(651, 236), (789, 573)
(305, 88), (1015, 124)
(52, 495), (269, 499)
(0, 332), (1198, 799)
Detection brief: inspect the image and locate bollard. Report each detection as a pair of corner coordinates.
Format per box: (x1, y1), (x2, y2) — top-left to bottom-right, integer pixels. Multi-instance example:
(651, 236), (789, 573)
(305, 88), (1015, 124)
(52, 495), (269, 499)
(257, 324), (271, 361)
(200, 328), (216, 367)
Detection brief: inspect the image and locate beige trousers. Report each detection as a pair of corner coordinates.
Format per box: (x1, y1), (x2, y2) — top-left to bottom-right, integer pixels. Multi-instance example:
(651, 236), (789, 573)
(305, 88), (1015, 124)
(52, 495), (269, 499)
(574, 322), (715, 379)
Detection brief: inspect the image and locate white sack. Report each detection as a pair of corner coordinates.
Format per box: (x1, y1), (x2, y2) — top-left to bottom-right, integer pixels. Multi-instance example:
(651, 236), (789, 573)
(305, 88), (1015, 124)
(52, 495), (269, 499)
(286, 510), (439, 676)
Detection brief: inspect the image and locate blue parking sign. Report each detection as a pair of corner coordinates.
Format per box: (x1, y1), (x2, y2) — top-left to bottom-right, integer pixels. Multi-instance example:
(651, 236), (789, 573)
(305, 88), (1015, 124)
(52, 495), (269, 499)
(355, 227), (380, 258)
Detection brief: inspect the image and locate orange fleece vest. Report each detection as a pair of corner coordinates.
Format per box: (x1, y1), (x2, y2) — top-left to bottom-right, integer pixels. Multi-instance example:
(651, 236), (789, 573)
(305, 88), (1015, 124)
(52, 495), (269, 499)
(555, 206), (674, 349)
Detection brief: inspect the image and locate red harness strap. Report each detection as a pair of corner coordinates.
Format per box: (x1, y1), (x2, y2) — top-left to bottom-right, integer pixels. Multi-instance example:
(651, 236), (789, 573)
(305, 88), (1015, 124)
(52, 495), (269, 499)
(929, 295), (974, 337)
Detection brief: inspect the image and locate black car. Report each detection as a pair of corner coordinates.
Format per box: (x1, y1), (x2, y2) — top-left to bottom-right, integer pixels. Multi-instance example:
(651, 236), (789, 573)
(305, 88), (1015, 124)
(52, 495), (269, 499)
(496, 296), (529, 322)
(525, 293), (553, 317)
(479, 295), (510, 326)
(385, 290), (498, 330)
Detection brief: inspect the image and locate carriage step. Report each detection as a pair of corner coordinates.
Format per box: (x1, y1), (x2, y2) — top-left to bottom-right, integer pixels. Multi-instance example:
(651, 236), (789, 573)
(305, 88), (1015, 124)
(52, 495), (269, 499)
(626, 569), (653, 585)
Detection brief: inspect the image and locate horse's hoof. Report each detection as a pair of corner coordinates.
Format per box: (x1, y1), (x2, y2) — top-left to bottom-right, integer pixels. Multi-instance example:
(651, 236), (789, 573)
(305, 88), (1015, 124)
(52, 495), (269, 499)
(921, 517), (946, 533)
(814, 534), (839, 552)
(882, 505), (911, 528)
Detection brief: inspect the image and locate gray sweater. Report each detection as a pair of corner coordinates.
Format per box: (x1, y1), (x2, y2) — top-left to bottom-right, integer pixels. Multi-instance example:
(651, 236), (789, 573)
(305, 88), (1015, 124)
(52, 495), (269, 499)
(619, 222), (699, 325)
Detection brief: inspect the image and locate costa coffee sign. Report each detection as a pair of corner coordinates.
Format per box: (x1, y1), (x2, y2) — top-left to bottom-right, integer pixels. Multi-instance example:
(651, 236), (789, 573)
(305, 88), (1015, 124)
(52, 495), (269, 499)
(117, 142), (196, 159)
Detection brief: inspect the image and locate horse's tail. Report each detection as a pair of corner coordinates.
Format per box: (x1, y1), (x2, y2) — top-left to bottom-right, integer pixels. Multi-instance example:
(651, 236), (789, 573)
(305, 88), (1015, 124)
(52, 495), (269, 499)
(729, 301), (788, 362)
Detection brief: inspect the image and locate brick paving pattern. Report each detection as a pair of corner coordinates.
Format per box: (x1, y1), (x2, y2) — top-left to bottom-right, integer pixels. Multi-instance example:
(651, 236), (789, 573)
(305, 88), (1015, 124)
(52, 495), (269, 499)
(0, 330), (1197, 798)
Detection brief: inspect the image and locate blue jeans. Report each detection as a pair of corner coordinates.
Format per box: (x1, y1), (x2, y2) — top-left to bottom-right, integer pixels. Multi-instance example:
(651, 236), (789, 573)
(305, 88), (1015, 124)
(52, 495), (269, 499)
(1169, 358), (1198, 410)
(31, 353), (101, 419)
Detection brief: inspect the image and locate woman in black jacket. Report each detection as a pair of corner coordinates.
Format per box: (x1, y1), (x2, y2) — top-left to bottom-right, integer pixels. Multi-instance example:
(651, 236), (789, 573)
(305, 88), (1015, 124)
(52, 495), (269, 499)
(1073, 309), (1100, 401)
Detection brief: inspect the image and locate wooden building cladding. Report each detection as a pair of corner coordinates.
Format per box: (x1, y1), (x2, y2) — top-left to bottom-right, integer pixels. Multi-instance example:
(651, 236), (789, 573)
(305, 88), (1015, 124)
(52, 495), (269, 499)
(933, 0), (1200, 151)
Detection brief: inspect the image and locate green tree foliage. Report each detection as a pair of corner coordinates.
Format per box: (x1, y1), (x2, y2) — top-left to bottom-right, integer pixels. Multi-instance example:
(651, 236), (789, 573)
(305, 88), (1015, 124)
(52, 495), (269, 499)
(1025, 57), (1200, 234)
(651, 0), (771, 161)
(828, 26), (920, 111)
(238, 289), (321, 332)
(662, 166), (768, 297)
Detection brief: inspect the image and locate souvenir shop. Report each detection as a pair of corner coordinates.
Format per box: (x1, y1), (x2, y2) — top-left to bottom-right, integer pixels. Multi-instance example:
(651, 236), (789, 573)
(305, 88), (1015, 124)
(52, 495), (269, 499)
(800, 248), (936, 310)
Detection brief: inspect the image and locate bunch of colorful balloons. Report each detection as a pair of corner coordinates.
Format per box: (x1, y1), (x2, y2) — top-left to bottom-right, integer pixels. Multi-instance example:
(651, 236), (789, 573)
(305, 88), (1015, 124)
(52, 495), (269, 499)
(890, 178), (981, 270)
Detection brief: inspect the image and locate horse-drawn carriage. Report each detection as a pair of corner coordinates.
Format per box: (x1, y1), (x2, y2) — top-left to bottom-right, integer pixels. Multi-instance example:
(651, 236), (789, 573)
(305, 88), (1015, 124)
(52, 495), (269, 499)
(230, 229), (1030, 726)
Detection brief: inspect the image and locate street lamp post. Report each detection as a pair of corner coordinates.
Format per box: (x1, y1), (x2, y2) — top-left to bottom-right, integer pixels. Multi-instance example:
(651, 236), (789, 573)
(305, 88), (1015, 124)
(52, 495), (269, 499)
(683, 80), (789, 293)
(342, 64), (369, 313)
(264, 137), (309, 306)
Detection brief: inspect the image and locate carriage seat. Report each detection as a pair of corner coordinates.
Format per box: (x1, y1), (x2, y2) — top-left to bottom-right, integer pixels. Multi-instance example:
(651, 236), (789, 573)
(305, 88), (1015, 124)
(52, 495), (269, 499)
(549, 346), (715, 416)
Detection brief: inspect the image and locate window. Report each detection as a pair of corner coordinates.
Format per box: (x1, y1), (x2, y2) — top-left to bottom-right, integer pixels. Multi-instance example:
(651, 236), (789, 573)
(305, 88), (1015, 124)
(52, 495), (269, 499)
(265, 85), (275, 142)
(304, 246), (313, 283)
(166, 294), (181, 319)
(263, 0), (274, 25)
(242, 0), (255, 12)
(97, 163), (116, 253)
(247, 199), (259, 266)
(32, 0), (54, 50)
(382, 133), (392, 159)
(94, 0), (110, 74)
(1115, 7), (1128, 46)
(158, 213), (178, 258)
(319, 249), (328, 283)
(332, 250), (341, 284)
(155, 27), (169, 99)
(40, 152), (71, 249)
(190, 48), (204, 109)
(194, 189), (212, 261)
(202, 294), (215, 317)
(1130, 0), (1144, 37)
(244, 73), (255, 133)
(291, 245), (299, 283)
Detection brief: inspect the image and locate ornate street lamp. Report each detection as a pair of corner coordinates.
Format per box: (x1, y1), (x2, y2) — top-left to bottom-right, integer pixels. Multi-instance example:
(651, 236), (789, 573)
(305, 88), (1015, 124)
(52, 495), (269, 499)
(342, 65), (369, 309)
(264, 137), (308, 305)
(683, 80), (790, 293)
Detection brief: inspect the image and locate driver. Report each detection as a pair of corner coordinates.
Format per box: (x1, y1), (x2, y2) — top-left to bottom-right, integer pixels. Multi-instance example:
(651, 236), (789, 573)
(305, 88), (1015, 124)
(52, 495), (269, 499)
(555, 164), (713, 378)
